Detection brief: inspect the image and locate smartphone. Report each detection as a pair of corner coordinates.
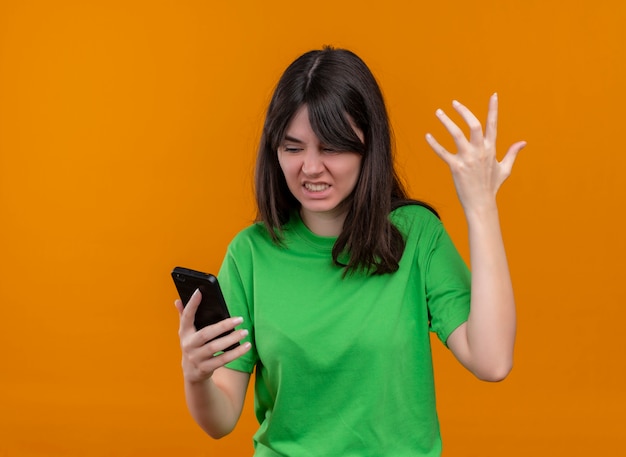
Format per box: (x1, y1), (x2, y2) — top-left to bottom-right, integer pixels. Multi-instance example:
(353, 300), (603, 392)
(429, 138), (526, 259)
(171, 266), (239, 351)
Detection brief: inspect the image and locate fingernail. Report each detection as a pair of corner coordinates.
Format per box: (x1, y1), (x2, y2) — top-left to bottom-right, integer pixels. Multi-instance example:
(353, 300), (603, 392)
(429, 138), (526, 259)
(452, 100), (460, 108)
(241, 329), (249, 337)
(435, 109), (444, 116)
(233, 316), (244, 325)
(192, 288), (200, 297)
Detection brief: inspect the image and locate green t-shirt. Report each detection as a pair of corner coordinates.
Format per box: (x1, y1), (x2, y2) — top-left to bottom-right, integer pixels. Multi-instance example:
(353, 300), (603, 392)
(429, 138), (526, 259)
(220, 204), (471, 456)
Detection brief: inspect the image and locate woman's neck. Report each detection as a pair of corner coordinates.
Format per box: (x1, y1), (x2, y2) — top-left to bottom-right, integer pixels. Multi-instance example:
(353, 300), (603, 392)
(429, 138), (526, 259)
(299, 209), (345, 237)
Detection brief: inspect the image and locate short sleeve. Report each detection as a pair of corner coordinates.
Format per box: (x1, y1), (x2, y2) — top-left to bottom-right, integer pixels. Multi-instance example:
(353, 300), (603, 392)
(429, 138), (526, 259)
(424, 224), (471, 345)
(218, 247), (258, 374)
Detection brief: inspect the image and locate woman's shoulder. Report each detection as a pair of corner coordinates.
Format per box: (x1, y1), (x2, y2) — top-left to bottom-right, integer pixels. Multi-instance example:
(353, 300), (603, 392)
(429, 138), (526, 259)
(391, 202), (450, 257)
(228, 221), (271, 248)
(390, 202), (441, 230)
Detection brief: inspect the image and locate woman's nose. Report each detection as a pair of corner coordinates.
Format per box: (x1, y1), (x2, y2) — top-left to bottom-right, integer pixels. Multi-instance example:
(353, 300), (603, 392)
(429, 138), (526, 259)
(301, 150), (324, 177)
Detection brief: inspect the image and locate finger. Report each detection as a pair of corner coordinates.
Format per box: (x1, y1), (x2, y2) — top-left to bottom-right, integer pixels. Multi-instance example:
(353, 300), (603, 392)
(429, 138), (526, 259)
(196, 316), (244, 346)
(500, 141), (527, 176)
(179, 289), (202, 331)
(435, 108), (470, 150)
(200, 342), (252, 373)
(203, 325), (249, 356)
(425, 133), (454, 165)
(484, 93), (498, 146)
(451, 100), (484, 147)
(185, 337), (252, 383)
(212, 341), (252, 365)
(181, 316), (245, 362)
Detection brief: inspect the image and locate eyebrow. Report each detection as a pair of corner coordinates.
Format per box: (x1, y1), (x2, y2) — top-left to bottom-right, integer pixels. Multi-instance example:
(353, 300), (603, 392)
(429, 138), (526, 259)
(283, 135), (304, 144)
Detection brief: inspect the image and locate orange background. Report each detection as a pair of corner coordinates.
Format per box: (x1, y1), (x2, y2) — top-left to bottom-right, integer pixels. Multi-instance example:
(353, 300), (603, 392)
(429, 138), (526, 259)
(1, 1), (624, 455)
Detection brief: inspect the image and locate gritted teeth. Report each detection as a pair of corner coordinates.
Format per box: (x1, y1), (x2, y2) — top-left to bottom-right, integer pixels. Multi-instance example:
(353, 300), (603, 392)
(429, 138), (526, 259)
(304, 183), (330, 192)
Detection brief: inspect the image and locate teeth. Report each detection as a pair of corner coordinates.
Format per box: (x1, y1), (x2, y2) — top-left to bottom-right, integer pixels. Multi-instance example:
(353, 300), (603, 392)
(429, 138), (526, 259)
(305, 183), (330, 192)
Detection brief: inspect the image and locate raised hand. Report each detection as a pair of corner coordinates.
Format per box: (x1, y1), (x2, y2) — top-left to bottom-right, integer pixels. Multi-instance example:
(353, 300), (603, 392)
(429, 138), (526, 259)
(425, 93), (526, 215)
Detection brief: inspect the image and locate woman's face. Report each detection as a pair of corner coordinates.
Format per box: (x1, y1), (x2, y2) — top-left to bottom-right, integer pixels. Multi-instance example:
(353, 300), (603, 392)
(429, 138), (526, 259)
(277, 105), (363, 234)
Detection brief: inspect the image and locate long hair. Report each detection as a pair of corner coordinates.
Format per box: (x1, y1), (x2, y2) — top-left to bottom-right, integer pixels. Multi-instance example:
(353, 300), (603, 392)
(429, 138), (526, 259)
(255, 47), (437, 275)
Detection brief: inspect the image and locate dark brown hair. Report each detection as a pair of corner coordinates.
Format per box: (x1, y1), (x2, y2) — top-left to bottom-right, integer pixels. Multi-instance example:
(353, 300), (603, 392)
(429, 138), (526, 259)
(255, 47), (437, 275)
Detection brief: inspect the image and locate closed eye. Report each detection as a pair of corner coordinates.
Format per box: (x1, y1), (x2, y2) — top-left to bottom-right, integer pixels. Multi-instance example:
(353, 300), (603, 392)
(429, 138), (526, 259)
(281, 135), (305, 153)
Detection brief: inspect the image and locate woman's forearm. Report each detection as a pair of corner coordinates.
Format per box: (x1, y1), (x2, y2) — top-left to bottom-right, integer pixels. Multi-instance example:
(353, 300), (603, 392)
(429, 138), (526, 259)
(184, 368), (251, 439)
(456, 203), (517, 381)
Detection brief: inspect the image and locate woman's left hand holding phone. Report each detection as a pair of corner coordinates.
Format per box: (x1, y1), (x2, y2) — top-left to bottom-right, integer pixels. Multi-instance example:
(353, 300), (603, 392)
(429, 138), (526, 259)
(175, 289), (251, 384)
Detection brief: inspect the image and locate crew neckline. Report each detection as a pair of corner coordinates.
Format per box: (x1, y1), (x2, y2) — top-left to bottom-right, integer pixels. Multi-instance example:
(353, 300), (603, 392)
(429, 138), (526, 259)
(288, 211), (337, 251)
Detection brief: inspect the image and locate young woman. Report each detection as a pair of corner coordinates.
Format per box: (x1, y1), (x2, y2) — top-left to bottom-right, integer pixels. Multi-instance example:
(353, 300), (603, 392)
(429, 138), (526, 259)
(174, 47), (526, 456)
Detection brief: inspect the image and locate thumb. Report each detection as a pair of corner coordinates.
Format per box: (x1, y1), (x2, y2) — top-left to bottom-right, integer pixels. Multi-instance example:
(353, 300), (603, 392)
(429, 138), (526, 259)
(174, 299), (184, 316)
(500, 140), (527, 174)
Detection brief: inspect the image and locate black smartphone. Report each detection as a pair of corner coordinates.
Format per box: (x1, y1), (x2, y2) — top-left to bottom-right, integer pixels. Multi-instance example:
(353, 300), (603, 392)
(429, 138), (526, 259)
(171, 266), (239, 351)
